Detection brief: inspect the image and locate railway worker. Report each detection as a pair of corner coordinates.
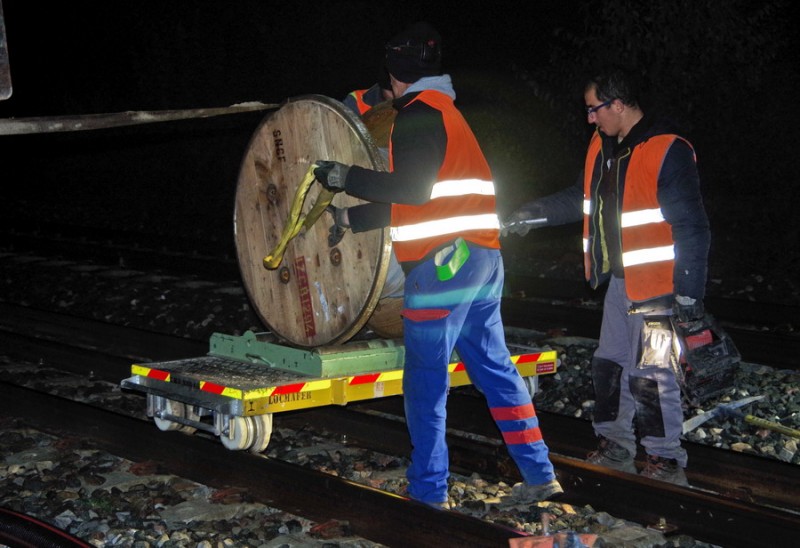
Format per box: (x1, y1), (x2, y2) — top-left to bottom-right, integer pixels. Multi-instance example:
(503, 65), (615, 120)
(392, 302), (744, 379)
(505, 67), (710, 486)
(313, 21), (562, 508)
(342, 65), (394, 116)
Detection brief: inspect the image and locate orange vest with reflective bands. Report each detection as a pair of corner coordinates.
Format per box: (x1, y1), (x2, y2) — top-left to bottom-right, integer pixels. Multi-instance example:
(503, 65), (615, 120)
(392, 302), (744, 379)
(583, 132), (694, 302)
(389, 90), (501, 263)
(348, 89), (372, 115)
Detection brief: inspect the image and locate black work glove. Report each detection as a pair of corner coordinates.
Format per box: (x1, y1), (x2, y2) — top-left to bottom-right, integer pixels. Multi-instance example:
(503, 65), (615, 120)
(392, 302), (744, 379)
(314, 161), (350, 192)
(502, 201), (549, 236)
(673, 295), (705, 323)
(326, 205), (350, 247)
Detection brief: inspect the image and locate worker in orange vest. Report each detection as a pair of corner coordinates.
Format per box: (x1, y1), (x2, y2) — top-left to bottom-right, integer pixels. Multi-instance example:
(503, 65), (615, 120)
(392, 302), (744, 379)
(342, 65), (393, 116)
(315, 21), (561, 509)
(505, 66), (710, 486)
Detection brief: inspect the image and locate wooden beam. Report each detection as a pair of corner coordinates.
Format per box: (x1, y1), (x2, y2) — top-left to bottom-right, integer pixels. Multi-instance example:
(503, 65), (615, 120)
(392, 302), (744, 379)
(0, 102), (279, 135)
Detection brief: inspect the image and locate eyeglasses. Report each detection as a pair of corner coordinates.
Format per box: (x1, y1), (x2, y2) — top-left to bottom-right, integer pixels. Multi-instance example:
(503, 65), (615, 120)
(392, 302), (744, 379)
(586, 99), (614, 116)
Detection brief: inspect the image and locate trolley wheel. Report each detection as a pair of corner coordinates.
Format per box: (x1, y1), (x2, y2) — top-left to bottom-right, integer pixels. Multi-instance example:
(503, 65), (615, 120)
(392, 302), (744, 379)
(220, 416), (255, 451)
(153, 397), (198, 434)
(249, 413), (273, 454)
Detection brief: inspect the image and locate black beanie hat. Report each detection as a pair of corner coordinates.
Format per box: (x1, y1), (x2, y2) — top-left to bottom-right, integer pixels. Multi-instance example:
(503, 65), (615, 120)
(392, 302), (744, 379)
(385, 21), (442, 84)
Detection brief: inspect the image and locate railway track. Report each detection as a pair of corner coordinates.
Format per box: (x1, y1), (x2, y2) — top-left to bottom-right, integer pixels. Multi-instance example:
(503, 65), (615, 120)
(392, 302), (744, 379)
(1, 302), (798, 546)
(1, 383), (529, 547)
(2, 227), (798, 371)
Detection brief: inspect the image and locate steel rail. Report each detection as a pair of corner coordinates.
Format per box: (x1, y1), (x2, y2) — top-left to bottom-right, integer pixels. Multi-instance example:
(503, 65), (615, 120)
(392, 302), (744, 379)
(0, 382), (525, 547)
(283, 402), (800, 547)
(292, 393), (800, 513)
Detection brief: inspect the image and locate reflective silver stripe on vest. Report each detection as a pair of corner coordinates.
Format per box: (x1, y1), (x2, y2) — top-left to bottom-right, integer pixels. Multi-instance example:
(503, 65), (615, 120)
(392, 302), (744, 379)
(582, 200), (591, 252)
(390, 213), (500, 242)
(622, 245), (675, 267)
(584, 202), (664, 227)
(621, 208), (665, 227)
(430, 179), (495, 199)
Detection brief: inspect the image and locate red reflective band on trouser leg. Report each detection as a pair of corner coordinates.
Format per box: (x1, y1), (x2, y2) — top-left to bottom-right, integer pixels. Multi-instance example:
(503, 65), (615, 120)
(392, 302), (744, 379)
(502, 427), (544, 445)
(401, 308), (450, 321)
(490, 403), (536, 421)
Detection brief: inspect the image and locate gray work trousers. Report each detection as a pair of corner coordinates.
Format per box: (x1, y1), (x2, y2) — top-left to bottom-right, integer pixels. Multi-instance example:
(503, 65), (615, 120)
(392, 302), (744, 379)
(592, 276), (688, 467)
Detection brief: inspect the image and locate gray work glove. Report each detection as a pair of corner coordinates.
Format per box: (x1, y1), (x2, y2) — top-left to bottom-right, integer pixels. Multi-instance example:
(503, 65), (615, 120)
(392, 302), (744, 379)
(326, 205), (350, 247)
(673, 295), (705, 323)
(502, 201), (549, 236)
(314, 161), (350, 192)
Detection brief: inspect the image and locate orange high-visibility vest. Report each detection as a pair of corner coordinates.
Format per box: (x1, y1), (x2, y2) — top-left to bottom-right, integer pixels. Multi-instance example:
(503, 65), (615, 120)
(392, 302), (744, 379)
(389, 91), (500, 263)
(583, 132), (694, 301)
(348, 89), (373, 115)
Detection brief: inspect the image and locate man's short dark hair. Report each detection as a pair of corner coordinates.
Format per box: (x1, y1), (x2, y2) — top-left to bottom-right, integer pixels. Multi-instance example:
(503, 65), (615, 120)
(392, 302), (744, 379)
(587, 67), (643, 108)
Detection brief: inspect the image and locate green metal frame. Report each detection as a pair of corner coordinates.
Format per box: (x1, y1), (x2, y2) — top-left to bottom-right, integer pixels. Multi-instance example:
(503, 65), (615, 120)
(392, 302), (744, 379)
(208, 331), (406, 377)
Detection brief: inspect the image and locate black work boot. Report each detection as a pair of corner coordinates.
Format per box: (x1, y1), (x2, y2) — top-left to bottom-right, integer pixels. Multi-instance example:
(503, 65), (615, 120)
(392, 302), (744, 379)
(586, 436), (636, 473)
(640, 454), (689, 486)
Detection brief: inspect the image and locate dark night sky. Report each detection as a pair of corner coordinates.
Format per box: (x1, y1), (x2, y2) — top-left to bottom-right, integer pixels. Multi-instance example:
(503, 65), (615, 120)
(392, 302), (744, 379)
(2, 1), (798, 290)
(0, 0), (588, 224)
(0, 1), (581, 117)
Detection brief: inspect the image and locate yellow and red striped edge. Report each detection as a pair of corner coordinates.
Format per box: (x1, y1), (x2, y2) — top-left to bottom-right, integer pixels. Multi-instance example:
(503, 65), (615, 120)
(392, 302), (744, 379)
(130, 351), (556, 404)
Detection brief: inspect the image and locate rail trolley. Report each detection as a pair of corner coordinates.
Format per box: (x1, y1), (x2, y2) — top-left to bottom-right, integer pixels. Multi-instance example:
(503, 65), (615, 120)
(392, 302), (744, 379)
(122, 331), (558, 452)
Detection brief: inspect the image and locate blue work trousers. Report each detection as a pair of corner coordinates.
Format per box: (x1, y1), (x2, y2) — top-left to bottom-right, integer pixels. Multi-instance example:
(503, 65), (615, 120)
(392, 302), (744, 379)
(401, 246), (555, 504)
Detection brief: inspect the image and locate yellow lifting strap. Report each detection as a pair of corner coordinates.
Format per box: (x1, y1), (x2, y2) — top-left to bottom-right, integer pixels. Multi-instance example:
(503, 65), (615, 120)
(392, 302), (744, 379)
(263, 164), (337, 270)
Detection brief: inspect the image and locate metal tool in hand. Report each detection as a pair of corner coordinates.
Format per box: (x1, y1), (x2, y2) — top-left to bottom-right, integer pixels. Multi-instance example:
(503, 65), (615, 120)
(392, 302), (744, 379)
(683, 395), (800, 438)
(501, 217), (549, 231)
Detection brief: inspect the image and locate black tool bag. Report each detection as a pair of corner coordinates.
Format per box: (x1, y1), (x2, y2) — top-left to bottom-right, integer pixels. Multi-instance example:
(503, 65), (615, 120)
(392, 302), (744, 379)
(669, 313), (741, 406)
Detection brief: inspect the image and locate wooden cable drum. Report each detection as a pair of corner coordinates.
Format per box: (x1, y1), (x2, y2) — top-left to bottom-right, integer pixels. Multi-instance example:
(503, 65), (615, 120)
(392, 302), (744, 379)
(360, 98), (403, 340)
(360, 98), (396, 148)
(234, 95), (401, 348)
